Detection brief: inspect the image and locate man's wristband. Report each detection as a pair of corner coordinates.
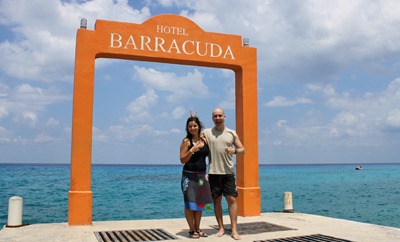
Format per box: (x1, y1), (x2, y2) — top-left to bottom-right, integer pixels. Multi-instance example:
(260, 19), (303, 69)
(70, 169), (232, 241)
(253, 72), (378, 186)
(234, 149), (237, 154)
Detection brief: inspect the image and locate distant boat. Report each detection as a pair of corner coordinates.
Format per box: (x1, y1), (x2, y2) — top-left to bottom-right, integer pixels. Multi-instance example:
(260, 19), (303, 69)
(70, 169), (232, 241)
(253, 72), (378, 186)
(355, 166), (363, 170)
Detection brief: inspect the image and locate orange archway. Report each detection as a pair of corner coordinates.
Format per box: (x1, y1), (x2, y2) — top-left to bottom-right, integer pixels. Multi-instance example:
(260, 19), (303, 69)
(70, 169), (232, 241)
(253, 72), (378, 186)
(68, 14), (260, 225)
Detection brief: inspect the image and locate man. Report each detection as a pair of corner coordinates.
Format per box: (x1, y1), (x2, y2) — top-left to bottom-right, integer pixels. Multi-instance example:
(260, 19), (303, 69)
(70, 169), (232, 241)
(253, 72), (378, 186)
(203, 108), (245, 240)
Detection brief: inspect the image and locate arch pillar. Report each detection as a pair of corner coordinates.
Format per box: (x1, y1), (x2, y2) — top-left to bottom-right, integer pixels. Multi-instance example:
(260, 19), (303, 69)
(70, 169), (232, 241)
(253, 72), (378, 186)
(68, 29), (96, 225)
(235, 50), (260, 216)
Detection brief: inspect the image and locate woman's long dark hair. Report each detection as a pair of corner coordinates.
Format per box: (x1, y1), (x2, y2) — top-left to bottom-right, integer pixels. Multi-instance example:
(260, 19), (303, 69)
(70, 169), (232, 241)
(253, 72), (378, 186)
(185, 116), (203, 140)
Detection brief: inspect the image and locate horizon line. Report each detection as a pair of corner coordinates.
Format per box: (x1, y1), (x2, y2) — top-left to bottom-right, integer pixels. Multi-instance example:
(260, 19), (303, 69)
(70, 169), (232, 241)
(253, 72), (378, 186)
(0, 162), (399, 166)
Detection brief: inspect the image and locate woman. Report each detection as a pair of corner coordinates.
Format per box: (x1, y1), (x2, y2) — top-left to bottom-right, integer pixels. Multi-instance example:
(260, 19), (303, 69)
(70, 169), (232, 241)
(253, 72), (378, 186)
(180, 115), (214, 239)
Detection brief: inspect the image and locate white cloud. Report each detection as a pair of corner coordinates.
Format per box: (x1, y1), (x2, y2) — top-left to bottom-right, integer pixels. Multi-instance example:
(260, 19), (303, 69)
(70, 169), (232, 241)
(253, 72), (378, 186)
(265, 77), (400, 148)
(265, 96), (312, 107)
(0, 105), (9, 120)
(126, 89), (158, 122)
(0, 83), (70, 125)
(181, 0), (400, 83)
(217, 82), (235, 110)
(169, 128), (181, 134)
(46, 118), (60, 127)
(160, 106), (186, 120)
(276, 120), (288, 128)
(21, 111), (38, 126)
(1, 1), (400, 164)
(0, 0), (151, 82)
(133, 66), (209, 102)
(171, 106), (186, 120)
(127, 66), (209, 122)
(92, 126), (109, 143)
(93, 123), (176, 144)
(109, 125), (144, 141)
(333, 112), (358, 126)
(157, 0), (175, 7)
(385, 109), (400, 129)
(34, 134), (59, 143)
(0, 126), (11, 143)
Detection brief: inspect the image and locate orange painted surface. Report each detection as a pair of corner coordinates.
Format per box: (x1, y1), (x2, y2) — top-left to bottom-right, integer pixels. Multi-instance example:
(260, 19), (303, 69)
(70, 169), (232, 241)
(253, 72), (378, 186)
(68, 191), (93, 225)
(69, 14), (260, 225)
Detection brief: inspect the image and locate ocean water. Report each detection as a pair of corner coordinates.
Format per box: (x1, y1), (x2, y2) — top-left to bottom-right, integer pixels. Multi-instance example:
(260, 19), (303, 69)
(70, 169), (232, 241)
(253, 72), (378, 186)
(0, 163), (399, 229)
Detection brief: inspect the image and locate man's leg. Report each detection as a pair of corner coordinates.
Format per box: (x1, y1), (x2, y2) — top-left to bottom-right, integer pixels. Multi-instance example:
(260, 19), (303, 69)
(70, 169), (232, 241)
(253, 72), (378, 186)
(226, 195), (241, 240)
(213, 196), (225, 237)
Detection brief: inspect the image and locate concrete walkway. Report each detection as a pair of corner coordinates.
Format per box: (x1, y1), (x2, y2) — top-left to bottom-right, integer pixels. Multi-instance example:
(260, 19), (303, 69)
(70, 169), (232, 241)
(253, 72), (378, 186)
(1, 212), (399, 242)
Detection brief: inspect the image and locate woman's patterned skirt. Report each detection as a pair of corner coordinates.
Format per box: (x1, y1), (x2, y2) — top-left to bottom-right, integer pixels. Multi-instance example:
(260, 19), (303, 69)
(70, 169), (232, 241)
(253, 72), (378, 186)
(181, 170), (214, 211)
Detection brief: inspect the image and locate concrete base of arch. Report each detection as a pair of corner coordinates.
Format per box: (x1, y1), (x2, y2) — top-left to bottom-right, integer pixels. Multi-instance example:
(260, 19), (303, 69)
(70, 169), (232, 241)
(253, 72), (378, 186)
(68, 191), (93, 225)
(237, 187), (261, 216)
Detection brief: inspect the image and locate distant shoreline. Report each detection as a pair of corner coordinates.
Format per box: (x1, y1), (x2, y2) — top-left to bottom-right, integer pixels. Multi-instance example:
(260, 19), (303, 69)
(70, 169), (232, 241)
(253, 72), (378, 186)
(0, 162), (399, 166)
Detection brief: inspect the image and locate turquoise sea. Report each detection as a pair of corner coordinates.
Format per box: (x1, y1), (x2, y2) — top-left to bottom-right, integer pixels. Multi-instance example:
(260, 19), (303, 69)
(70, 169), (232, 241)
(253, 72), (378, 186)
(0, 163), (399, 229)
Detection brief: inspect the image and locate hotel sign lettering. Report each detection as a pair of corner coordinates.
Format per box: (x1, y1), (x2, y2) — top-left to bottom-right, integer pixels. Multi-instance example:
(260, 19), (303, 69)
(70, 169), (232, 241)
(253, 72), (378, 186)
(110, 25), (235, 60)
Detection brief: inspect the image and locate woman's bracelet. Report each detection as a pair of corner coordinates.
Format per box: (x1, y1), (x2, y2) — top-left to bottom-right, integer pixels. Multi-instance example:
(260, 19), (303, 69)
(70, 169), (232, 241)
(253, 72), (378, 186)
(189, 149), (195, 155)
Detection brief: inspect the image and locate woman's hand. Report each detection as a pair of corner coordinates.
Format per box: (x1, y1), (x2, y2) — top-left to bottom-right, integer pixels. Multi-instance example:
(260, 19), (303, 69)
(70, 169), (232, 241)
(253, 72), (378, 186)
(191, 140), (203, 153)
(189, 109), (197, 117)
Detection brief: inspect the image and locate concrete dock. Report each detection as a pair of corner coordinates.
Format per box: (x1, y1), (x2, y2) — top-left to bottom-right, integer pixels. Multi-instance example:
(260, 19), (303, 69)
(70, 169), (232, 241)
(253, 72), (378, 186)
(1, 212), (399, 242)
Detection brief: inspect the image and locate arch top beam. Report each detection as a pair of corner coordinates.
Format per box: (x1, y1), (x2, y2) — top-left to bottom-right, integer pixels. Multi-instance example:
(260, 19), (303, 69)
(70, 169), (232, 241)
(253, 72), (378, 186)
(78, 14), (253, 68)
(68, 14), (260, 226)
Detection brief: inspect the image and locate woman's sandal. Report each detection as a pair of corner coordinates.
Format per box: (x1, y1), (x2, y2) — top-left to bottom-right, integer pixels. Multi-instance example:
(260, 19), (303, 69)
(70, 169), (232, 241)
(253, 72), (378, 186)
(197, 229), (208, 237)
(189, 231), (200, 239)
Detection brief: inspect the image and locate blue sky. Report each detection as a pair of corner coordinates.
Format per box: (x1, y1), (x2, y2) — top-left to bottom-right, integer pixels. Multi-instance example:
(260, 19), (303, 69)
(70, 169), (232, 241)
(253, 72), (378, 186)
(0, 0), (400, 165)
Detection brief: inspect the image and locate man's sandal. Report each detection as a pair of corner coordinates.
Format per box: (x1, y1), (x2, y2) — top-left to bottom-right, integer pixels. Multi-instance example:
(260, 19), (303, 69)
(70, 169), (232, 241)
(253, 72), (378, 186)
(197, 229), (208, 237)
(189, 231), (200, 239)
